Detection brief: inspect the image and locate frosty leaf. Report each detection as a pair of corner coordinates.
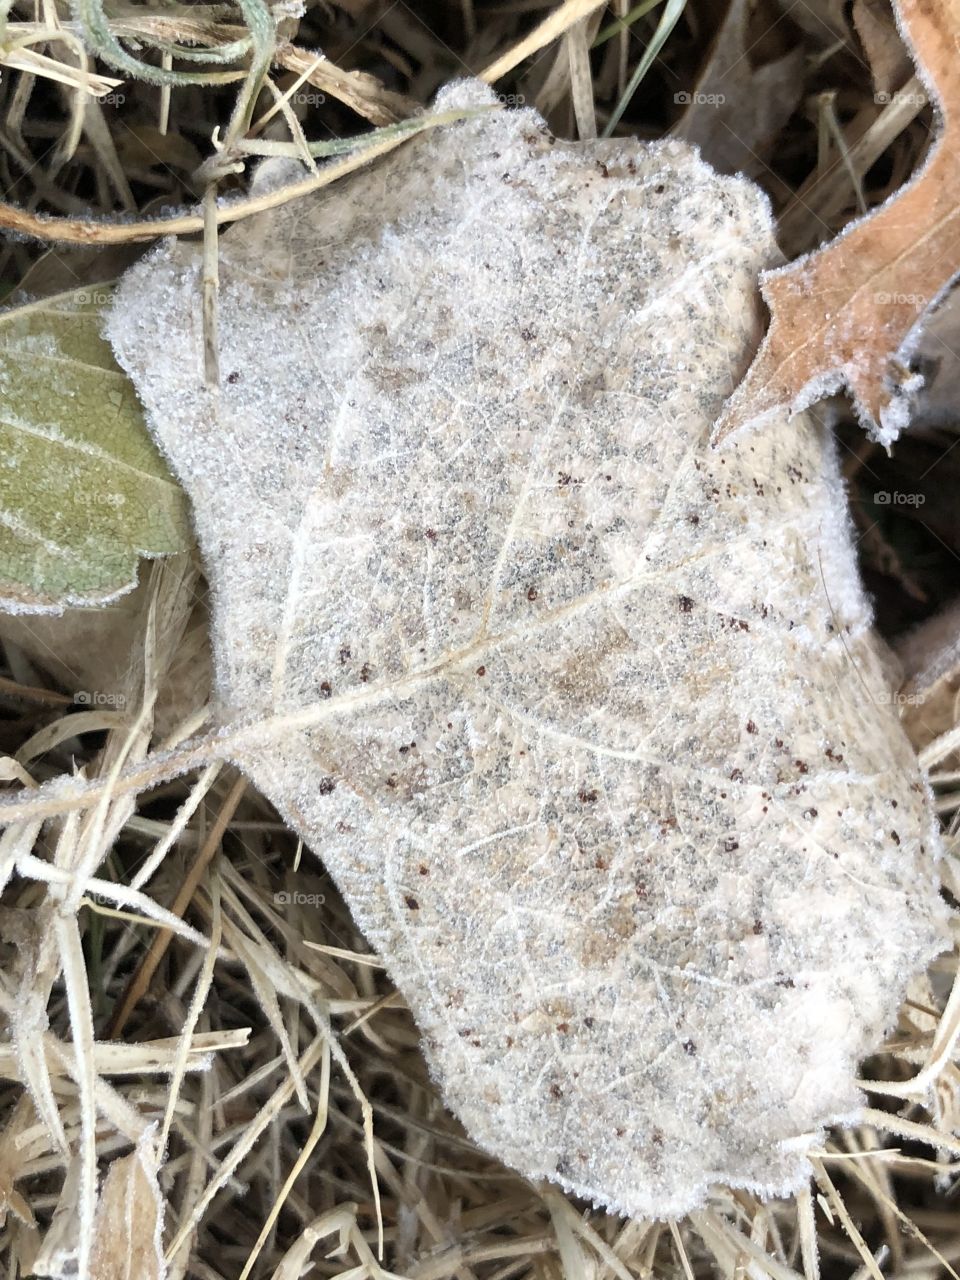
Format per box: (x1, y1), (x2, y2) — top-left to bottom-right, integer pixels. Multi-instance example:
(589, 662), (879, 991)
(0, 285), (191, 613)
(713, 0), (960, 447)
(107, 82), (949, 1220)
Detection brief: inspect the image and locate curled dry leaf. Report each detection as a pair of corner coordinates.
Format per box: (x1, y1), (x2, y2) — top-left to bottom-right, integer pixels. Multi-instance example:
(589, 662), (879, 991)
(714, 0), (960, 447)
(0, 560), (212, 742)
(777, 0), (850, 42)
(88, 1134), (165, 1280)
(895, 601), (960, 757)
(853, 0), (914, 97)
(107, 83), (949, 1219)
(900, 285), (960, 430)
(672, 0), (804, 178)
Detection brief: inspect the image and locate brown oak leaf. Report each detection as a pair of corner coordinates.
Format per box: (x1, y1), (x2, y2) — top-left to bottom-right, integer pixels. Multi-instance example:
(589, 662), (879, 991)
(713, 0), (960, 447)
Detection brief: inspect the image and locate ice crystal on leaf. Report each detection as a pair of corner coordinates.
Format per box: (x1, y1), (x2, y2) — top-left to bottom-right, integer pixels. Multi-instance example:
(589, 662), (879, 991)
(107, 82), (949, 1220)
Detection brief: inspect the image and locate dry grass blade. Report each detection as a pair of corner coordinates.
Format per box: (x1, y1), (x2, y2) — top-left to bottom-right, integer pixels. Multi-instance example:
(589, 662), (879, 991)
(688, 1209), (804, 1280)
(481, 0), (608, 82)
(0, 105), (493, 244)
(161, 1032), (328, 1266)
(106, 774), (246, 1037)
(795, 1186), (821, 1280)
(811, 1159), (886, 1280)
(237, 1041), (330, 1279)
(0, 44), (119, 93)
(274, 46), (419, 125)
(833, 1136), (960, 1280)
(52, 913), (99, 1277)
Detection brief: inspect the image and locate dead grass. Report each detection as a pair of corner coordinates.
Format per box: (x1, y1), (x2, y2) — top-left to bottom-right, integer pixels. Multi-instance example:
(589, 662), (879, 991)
(1, 0), (960, 1275)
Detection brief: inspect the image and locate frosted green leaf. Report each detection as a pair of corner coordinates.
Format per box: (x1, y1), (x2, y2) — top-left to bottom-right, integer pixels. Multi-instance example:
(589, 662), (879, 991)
(107, 82), (950, 1219)
(0, 285), (191, 613)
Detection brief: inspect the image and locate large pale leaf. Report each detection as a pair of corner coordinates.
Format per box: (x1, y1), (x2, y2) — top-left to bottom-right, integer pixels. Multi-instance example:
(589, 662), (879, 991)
(107, 83), (950, 1219)
(0, 285), (191, 612)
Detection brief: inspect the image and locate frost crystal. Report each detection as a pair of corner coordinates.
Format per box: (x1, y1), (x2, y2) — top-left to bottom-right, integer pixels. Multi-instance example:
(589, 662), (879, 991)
(107, 82), (949, 1219)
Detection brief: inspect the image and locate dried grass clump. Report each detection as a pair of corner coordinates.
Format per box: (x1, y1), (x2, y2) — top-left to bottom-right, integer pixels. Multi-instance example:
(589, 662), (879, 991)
(1, 0), (960, 1275)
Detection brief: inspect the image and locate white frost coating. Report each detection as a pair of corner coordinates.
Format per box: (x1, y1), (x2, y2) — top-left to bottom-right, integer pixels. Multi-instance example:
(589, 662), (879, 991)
(106, 82), (950, 1220)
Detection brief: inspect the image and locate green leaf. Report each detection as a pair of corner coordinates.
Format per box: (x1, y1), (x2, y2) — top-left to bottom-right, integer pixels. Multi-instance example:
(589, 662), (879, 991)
(0, 284), (192, 612)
